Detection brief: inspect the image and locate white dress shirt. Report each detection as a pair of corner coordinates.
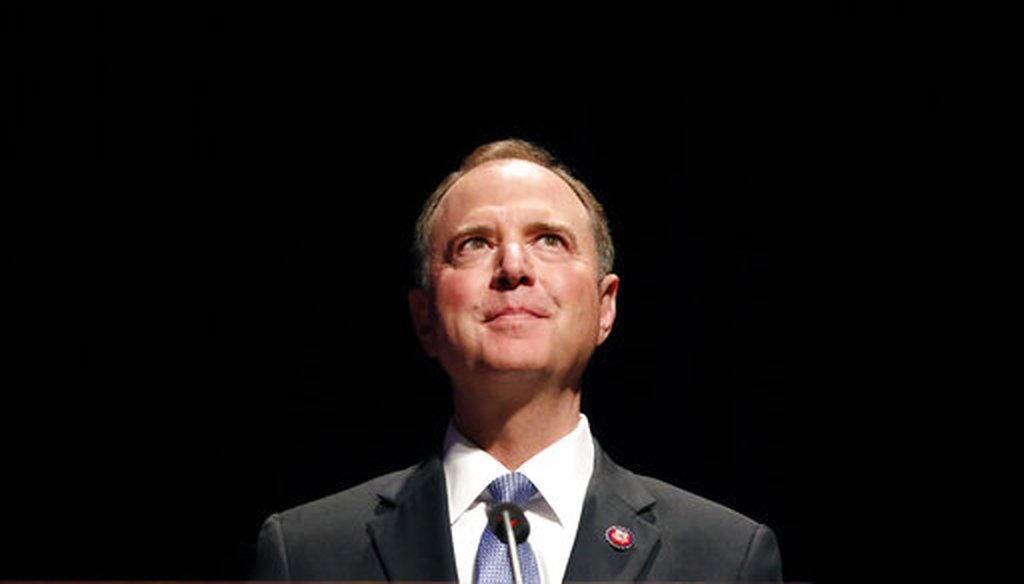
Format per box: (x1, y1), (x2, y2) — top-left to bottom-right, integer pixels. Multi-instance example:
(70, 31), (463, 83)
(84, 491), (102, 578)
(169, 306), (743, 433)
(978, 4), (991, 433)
(442, 414), (596, 584)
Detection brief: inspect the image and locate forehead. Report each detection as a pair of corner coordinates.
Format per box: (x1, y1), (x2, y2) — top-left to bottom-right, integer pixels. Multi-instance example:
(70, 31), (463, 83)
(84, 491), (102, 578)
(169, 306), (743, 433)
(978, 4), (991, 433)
(434, 159), (590, 229)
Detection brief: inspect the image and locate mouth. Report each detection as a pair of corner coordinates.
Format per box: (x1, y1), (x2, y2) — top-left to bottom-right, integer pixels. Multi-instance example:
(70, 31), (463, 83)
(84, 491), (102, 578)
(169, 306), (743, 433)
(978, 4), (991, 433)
(484, 307), (549, 323)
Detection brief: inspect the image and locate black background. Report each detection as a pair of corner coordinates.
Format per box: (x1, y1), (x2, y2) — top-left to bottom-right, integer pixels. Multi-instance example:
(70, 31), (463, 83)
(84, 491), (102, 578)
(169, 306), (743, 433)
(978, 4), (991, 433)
(3, 4), (954, 582)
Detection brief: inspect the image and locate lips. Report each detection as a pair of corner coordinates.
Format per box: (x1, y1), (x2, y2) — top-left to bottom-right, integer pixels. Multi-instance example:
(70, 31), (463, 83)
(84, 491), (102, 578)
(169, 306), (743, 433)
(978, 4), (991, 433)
(484, 306), (549, 322)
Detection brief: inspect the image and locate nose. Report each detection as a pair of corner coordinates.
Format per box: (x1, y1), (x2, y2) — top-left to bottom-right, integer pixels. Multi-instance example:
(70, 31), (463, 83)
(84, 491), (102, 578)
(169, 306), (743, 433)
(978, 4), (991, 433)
(493, 241), (535, 290)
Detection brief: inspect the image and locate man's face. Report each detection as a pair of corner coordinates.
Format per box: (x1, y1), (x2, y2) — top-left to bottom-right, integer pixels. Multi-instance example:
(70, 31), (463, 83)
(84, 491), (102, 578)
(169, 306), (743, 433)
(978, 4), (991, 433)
(409, 159), (618, 388)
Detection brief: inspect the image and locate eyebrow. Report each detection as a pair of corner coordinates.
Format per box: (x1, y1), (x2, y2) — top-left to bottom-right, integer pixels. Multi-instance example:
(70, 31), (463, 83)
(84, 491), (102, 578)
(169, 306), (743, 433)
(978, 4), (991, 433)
(448, 223), (496, 243)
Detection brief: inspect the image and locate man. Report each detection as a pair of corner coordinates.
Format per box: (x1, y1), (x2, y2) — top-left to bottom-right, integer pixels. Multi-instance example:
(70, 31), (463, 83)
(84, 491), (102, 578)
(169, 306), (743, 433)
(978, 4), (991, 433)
(253, 139), (782, 582)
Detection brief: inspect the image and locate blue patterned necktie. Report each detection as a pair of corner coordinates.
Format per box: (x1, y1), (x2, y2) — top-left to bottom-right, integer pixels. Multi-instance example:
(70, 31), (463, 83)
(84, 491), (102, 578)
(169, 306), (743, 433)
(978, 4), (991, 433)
(474, 472), (542, 584)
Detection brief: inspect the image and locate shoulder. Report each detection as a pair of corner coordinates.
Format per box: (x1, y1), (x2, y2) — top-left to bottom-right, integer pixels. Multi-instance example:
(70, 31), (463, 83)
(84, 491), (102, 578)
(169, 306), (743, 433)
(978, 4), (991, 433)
(593, 448), (782, 580)
(253, 463), (430, 580)
(271, 464), (419, 536)
(636, 473), (781, 580)
(595, 446), (766, 537)
(635, 472), (764, 534)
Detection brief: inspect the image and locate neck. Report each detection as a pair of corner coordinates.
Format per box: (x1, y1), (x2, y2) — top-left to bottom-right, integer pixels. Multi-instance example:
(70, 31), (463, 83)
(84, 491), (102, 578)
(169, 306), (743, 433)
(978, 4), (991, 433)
(452, 376), (581, 470)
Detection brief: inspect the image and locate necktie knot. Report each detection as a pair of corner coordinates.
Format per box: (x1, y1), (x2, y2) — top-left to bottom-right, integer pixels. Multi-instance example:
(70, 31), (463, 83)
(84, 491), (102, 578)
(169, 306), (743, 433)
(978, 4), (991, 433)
(487, 472), (537, 506)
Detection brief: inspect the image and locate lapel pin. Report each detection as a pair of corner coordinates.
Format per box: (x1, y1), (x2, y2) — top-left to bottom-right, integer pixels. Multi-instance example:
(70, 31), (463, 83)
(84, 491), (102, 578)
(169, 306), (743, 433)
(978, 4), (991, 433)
(604, 525), (635, 551)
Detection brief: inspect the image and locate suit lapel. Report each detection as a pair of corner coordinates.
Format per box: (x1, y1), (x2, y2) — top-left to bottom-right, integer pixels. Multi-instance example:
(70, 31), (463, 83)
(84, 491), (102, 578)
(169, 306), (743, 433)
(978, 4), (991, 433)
(366, 457), (458, 582)
(564, 442), (662, 582)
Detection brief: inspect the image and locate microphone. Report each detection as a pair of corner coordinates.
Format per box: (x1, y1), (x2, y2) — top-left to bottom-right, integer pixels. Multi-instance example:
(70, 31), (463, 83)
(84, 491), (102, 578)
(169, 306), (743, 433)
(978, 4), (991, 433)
(487, 502), (531, 584)
(489, 502), (530, 543)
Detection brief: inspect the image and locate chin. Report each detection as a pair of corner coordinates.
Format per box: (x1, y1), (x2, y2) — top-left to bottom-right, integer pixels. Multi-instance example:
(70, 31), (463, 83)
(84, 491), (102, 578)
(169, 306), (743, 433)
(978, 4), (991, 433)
(478, 344), (553, 374)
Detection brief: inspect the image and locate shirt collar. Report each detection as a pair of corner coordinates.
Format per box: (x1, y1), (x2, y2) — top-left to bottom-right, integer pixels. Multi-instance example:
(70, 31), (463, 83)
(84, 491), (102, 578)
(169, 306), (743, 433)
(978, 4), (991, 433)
(442, 414), (595, 527)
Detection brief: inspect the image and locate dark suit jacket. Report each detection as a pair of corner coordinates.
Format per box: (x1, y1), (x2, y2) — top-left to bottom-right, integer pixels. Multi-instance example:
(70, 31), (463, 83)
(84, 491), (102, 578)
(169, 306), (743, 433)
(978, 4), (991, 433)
(253, 442), (782, 581)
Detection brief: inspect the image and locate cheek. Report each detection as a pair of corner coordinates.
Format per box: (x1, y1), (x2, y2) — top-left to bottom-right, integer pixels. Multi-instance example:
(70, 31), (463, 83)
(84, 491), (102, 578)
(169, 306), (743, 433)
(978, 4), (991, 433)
(434, 271), (482, 322)
(548, 270), (601, 321)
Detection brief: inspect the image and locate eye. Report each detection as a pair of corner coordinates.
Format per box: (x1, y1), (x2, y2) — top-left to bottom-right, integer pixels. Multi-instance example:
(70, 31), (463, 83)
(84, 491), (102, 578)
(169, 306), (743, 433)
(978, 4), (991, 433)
(457, 236), (490, 254)
(537, 233), (567, 249)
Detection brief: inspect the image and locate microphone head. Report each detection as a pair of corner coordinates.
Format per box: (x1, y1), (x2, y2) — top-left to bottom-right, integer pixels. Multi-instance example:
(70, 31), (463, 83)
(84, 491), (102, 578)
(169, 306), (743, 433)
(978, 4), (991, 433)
(488, 502), (530, 544)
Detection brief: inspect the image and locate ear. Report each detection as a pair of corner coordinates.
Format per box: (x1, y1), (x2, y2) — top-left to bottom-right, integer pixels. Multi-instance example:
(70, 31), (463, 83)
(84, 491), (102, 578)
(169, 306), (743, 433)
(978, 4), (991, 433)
(408, 287), (438, 357)
(596, 273), (619, 346)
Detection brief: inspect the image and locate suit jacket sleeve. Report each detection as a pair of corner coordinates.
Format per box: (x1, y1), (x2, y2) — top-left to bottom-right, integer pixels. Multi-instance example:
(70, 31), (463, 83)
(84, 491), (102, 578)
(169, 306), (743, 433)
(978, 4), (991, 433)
(739, 523), (783, 581)
(252, 514), (290, 580)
